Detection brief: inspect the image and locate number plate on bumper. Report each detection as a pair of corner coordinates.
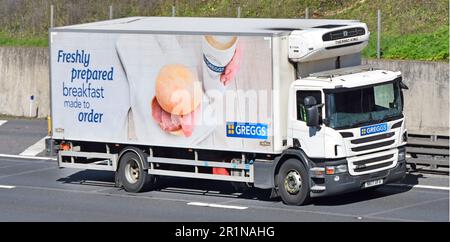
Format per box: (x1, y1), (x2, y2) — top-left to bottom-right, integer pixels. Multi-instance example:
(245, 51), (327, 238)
(363, 179), (383, 188)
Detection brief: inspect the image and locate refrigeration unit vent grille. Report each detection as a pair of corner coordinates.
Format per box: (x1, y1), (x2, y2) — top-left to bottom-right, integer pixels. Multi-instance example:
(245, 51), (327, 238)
(322, 27), (366, 41)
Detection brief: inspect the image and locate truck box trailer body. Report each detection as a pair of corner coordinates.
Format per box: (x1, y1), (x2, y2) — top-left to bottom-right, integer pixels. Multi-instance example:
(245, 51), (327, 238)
(50, 17), (407, 205)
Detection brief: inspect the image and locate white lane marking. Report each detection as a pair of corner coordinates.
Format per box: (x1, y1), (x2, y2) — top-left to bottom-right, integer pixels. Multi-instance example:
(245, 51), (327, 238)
(0, 185), (15, 189)
(19, 136), (48, 157)
(0, 153), (56, 161)
(12, 184), (195, 203)
(187, 202), (248, 210)
(388, 184), (450, 191)
(363, 197), (449, 217)
(0, 120), (7, 126)
(364, 215), (424, 222)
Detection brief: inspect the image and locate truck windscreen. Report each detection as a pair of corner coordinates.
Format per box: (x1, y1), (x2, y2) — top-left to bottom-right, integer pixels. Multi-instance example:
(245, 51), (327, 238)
(325, 80), (403, 129)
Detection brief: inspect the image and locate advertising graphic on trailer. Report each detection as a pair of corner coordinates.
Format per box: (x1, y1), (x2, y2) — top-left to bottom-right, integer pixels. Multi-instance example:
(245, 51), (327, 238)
(51, 32), (274, 152)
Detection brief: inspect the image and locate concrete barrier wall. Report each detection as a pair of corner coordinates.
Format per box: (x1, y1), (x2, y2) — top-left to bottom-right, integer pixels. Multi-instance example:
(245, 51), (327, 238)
(0, 47), (448, 135)
(0, 47), (49, 118)
(363, 59), (449, 135)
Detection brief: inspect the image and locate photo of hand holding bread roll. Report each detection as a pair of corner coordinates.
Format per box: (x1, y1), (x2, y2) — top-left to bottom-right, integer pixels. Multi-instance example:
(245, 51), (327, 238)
(152, 36), (244, 138)
(115, 33), (270, 149)
(151, 64), (203, 137)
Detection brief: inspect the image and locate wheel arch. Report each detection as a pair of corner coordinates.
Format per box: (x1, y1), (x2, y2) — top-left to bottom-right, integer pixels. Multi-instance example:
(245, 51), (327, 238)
(117, 146), (149, 172)
(273, 148), (310, 187)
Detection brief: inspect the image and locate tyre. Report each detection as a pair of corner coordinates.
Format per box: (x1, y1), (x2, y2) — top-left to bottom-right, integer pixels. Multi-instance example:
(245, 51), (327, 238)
(118, 149), (154, 193)
(277, 159), (310, 205)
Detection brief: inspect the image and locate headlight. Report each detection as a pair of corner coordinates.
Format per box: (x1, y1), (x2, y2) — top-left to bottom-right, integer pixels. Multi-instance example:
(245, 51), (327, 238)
(398, 149), (406, 161)
(310, 167), (325, 178)
(335, 164), (348, 173)
(325, 164), (348, 175)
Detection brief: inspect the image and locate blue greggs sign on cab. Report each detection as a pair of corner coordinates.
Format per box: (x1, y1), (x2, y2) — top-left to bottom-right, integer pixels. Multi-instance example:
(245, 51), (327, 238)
(226, 122), (268, 140)
(360, 123), (388, 136)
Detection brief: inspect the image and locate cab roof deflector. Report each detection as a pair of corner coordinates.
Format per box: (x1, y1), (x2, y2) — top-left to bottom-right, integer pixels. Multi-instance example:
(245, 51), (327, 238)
(309, 65), (376, 78)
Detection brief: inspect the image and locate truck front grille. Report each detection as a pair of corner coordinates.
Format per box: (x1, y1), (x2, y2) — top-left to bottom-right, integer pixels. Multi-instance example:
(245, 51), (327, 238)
(350, 132), (395, 144)
(354, 161), (394, 173)
(347, 149), (398, 176)
(348, 131), (396, 154)
(341, 121), (402, 176)
(353, 154), (394, 166)
(351, 140), (395, 152)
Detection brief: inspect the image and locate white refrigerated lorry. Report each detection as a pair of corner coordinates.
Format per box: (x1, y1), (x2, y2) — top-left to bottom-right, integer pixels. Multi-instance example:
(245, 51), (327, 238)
(49, 17), (408, 205)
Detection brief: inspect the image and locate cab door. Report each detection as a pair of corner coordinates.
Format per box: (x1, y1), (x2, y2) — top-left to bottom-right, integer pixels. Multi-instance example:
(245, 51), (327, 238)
(288, 87), (326, 158)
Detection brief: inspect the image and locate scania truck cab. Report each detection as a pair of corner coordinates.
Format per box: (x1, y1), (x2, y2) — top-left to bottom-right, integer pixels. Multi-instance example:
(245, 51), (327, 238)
(273, 25), (408, 205)
(281, 67), (407, 204)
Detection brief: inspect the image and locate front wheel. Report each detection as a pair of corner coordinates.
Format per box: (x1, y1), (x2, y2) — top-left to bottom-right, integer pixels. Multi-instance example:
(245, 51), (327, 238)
(277, 159), (310, 205)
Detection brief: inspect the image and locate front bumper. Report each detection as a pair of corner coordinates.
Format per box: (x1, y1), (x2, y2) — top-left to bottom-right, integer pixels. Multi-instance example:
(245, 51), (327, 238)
(309, 157), (407, 198)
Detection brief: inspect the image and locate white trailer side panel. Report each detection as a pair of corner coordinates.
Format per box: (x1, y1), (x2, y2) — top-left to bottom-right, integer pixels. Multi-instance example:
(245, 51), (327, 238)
(271, 36), (296, 153)
(50, 31), (277, 153)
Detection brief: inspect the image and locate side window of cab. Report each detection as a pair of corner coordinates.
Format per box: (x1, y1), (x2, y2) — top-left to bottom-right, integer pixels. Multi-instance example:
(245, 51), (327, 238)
(296, 90), (322, 121)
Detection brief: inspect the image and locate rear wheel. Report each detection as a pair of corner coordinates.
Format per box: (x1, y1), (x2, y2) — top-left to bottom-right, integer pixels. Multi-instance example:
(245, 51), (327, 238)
(277, 159), (310, 205)
(118, 149), (154, 193)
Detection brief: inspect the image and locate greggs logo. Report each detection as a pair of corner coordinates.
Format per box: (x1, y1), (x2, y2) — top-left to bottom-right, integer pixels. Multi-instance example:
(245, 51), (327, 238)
(226, 122), (268, 140)
(360, 123), (388, 136)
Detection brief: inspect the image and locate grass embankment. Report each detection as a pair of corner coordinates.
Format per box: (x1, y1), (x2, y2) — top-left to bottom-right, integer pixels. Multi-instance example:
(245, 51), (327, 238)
(0, 32), (47, 47)
(363, 26), (449, 60)
(0, 0), (448, 60)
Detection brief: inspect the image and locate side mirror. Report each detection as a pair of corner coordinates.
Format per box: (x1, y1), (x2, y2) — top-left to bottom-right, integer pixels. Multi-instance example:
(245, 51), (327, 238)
(304, 96), (322, 127)
(400, 80), (409, 90)
(306, 106), (320, 127)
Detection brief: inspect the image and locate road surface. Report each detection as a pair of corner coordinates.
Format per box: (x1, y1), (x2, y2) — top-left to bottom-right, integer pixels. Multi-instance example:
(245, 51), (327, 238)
(0, 118), (448, 222)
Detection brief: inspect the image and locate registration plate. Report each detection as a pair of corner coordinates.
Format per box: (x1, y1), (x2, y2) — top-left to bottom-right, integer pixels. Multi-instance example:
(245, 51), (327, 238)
(363, 179), (383, 188)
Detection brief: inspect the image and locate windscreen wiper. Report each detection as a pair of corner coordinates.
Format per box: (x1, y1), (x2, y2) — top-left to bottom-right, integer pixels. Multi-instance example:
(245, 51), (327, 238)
(349, 119), (372, 128)
(378, 113), (402, 122)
